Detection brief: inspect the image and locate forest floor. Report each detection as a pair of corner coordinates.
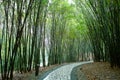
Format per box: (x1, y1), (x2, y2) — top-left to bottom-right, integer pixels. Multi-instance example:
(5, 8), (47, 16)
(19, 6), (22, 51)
(77, 62), (120, 80)
(1, 62), (120, 80)
(0, 64), (59, 80)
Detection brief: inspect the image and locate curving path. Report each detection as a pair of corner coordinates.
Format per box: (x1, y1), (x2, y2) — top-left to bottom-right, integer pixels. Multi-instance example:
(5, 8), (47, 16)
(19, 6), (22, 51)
(41, 61), (93, 80)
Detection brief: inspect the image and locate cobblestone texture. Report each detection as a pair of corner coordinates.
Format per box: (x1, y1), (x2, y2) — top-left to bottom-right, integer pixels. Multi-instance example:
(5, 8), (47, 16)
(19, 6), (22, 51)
(43, 61), (93, 80)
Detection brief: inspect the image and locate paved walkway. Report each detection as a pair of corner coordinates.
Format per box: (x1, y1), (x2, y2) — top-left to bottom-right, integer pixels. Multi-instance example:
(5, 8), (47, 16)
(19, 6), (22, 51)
(41, 61), (93, 80)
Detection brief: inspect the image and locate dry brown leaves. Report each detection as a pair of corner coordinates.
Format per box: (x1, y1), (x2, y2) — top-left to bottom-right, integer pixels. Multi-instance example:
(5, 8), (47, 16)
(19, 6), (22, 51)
(81, 62), (120, 80)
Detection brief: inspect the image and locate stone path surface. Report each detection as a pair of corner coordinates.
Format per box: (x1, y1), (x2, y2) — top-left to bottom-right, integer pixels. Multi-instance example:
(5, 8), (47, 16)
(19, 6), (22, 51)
(42, 61), (93, 80)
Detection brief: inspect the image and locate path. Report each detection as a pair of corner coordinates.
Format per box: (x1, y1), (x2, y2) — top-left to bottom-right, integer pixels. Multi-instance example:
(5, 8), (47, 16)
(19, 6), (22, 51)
(40, 61), (93, 80)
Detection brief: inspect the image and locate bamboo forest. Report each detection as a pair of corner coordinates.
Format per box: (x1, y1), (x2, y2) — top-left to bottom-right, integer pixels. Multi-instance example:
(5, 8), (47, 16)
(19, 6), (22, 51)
(0, 0), (120, 80)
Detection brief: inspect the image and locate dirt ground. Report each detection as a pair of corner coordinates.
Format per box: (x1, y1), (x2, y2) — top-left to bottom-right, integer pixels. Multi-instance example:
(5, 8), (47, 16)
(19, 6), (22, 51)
(0, 64), (59, 80)
(15, 65), (60, 80)
(80, 62), (120, 80)
(1, 62), (120, 80)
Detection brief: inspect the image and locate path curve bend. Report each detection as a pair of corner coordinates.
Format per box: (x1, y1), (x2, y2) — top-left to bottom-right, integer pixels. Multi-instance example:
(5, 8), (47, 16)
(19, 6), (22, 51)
(40, 61), (93, 80)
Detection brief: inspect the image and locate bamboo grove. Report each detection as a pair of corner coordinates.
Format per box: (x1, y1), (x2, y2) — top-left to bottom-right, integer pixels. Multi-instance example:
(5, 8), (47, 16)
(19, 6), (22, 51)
(77, 0), (120, 67)
(0, 0), (92, 80)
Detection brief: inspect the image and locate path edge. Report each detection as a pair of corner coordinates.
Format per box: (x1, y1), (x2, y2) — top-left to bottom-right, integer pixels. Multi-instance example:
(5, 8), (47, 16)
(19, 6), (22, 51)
(37, 64), (68, 80)
(71, 61), (93, 80)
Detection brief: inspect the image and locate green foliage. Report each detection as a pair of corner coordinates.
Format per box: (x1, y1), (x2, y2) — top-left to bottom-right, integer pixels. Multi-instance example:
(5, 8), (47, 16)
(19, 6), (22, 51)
(80, 0), (120, 67)
(0, 0), (93, 79)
